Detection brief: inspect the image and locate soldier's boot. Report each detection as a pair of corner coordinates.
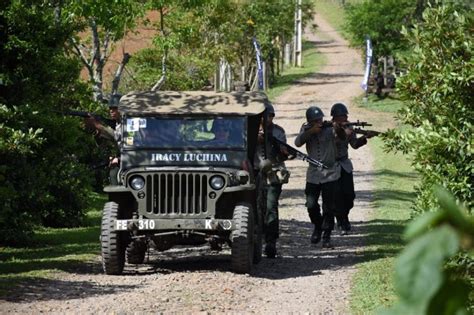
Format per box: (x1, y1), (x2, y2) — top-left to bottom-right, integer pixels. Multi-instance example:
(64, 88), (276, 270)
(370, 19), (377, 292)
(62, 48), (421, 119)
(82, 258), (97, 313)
(264, 241), (277, 258)
(310, 226), (322, 244)
(322, 230), (333, 248)
(341, 216), (351, 235)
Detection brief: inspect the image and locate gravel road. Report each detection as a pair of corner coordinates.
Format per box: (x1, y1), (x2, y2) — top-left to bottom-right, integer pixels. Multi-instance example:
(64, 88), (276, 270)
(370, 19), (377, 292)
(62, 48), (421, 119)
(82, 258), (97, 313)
(2, 13), (376, 314)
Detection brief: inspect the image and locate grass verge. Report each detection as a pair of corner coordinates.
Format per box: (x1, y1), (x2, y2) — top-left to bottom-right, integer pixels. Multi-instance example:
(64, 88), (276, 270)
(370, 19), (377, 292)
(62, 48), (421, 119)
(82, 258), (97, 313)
(0, 193), (104, 296)
(266, 40), (326, 100)
(354, 93), (405, 113)
(349, 96), (416, 313)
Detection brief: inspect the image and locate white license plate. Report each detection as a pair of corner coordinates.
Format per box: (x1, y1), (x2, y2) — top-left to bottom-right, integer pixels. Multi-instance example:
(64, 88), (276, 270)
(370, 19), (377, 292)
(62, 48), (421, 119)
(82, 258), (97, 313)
(115, 219), (156, 230)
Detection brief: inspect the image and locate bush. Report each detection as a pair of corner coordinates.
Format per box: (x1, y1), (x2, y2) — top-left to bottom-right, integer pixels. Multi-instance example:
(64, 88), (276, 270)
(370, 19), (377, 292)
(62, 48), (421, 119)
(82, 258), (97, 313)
(0, 1), (95, 245)
(385, 1), (473, 214)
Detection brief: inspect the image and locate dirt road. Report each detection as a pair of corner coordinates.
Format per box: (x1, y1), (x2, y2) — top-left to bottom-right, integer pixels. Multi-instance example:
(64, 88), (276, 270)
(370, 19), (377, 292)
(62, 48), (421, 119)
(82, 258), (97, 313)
(2, 13), (375, 314)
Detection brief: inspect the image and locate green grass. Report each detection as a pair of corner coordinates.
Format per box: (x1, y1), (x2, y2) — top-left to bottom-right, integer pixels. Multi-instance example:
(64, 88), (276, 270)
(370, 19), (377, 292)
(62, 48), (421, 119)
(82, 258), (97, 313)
(313, 0), (363, 37)
(349, 96), (417, 313)
(0, 193), (105, 296)
(354, 94), (405, 113)
(266, 40), (326, 100)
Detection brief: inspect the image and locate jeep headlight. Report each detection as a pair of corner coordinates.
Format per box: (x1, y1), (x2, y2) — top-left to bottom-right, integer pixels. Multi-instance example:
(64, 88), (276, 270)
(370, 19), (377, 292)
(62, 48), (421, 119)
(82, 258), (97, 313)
(209, 175), (225, 190)
(129, 175), (145, 190)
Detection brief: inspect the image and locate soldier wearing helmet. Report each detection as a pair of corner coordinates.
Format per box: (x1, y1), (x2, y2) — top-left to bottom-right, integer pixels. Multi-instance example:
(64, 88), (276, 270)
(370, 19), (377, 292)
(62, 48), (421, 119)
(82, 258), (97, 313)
(331, 102), (375, 234)
(84, 93), (122, 184)
(255, 103), (289, 258)
(294, 105), (346, 248)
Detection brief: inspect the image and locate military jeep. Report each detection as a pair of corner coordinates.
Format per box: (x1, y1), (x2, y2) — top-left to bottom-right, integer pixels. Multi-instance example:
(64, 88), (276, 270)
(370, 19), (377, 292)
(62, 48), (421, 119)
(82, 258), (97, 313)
(100, 90), (271, 275)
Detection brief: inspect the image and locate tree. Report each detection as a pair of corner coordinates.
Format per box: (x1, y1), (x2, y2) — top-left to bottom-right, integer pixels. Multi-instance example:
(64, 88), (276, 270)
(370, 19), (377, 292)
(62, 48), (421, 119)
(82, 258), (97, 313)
(0, 0), (94, 244)
(383, 2), (473, 309)
(344, 0), (419, 62)
(125, 0), (314, 91)
(384, 1), (473, 213)
(65, 0), (145, 101)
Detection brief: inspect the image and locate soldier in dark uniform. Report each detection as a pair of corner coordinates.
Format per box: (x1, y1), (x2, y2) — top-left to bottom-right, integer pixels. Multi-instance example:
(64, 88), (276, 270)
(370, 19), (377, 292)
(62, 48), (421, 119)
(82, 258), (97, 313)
(255, 103), (289, 258)
(295, 106), (346, 248)
(331, 103), (376, 234)
(84, 94), (122, 185)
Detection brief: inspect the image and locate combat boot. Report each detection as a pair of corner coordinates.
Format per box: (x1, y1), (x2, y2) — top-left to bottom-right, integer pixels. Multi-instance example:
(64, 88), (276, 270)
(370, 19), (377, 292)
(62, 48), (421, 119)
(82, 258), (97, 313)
(264, 241), (277, 258)
(341, 217), (351, 235)
(310, 226), (322, 244)
(322, 230), (333, 248)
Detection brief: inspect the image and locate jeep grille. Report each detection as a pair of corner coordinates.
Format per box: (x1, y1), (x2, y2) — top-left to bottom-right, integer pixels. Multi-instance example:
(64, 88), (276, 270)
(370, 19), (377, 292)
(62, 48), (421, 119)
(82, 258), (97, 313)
(145, 173), (209, 215)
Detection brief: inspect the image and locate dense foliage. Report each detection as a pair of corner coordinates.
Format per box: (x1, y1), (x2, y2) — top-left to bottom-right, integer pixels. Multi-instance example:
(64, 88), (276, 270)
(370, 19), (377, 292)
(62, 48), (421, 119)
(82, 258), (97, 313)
(0, 0), (98, 244)
(344, 0), (428, 62)
(385, 1), (473, 213)
(382, 187), (473, 315)
(125, 0), (314, 91)
(382, 2), (473, 312)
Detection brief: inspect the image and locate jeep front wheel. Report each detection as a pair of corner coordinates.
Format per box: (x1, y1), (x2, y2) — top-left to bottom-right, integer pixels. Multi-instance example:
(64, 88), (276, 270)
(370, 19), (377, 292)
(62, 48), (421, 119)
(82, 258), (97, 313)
(231, 203), (254, 274)
(101, 201), (126, 275)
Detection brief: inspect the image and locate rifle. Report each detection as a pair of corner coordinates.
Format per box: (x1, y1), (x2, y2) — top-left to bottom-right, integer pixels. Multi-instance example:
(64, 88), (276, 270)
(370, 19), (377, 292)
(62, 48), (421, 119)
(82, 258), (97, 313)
(353, 128), (382, 137)
(272, 137), (328, 169)
(308, 120), (372, 129)
(63, 110), (116, 129)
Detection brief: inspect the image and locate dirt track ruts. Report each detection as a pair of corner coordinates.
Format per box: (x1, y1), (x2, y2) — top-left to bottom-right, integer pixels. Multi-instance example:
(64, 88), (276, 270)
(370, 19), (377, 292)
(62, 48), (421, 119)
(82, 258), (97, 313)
(1, 13), (376, 314)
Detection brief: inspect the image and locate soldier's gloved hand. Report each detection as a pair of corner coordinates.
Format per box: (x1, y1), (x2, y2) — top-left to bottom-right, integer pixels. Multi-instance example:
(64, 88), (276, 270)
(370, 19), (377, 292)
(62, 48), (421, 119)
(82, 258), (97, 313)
(109, 156), (119, 167)
(84, 116), (101, 131)
(280, 146), (289, 156)
(309, 123), (322, 134)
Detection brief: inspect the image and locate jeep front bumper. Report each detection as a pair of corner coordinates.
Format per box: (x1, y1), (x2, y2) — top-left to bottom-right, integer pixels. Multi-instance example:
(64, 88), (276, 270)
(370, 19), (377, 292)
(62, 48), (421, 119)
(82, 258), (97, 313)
(114, 218), (234, 232)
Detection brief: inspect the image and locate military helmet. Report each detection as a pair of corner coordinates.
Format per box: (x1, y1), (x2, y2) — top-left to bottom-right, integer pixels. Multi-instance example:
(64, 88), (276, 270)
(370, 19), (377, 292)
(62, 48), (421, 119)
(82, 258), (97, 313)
(265, 103), (275, 116)
(330, 103), (349, 116)
(306, 106), (324, 122)
(108, 93), (122, 108)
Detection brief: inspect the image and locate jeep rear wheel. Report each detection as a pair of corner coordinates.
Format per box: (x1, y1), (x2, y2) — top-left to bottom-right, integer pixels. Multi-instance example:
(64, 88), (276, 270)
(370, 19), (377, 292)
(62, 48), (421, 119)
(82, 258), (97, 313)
(231, 203), (254, 274)
(101, 202), (126, 275)
(126, 240), (147, 264)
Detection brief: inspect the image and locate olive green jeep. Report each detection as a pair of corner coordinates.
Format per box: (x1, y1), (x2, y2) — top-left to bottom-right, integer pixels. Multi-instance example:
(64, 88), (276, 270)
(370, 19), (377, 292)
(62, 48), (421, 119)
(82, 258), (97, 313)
(100, 91), (271, 275)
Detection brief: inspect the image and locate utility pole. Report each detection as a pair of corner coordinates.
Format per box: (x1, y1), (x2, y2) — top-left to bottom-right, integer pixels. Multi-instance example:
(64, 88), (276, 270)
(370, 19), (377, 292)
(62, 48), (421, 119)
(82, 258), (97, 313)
(293, 0), (302, 67)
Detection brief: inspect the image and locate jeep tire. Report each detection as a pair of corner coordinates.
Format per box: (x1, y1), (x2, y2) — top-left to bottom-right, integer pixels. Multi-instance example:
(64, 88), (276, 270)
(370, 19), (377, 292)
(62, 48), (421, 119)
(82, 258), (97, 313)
(231, 203), (254, 274)
(101, 201), (126, 275)
(126, 240), (147, 264)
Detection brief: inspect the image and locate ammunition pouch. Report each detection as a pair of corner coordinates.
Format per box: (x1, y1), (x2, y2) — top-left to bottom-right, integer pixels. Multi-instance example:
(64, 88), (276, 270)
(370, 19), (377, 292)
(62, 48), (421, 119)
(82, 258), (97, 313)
(267, 166), (290, 185)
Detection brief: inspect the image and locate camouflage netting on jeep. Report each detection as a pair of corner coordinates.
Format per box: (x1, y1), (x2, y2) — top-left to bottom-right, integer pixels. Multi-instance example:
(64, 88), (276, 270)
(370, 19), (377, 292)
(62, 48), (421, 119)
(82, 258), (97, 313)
(119, 91), (268, 115)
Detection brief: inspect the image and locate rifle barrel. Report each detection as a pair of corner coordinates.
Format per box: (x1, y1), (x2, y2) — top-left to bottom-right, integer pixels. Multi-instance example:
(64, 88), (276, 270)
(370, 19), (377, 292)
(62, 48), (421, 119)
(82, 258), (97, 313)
(272, 137), (327, 169)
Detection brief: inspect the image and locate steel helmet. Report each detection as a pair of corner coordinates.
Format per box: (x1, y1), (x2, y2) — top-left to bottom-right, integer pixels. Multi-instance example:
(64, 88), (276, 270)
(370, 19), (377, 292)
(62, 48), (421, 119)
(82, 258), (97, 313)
(306, 106), (324, 122)
(108, 93), (122, 108)
(330, 103), (349, 117)
(265, 103), (275, 116)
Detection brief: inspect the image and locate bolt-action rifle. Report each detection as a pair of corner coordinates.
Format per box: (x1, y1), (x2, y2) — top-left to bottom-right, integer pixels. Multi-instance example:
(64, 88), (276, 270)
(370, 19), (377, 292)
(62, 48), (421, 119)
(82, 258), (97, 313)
(352, 128), (382, 137)
(272, 137), (327, 169)
(307, 120), (372, 129)
(63, 110), (116, 129)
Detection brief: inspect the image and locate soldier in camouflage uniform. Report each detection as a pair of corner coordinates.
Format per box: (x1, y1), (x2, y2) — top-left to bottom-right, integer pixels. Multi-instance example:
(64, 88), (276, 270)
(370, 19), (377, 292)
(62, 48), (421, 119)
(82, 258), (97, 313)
(295, 106), (346, 248)
(331, 103), (376, 234)
(84, 94), (122, 185)
(255, 103), (289, 258)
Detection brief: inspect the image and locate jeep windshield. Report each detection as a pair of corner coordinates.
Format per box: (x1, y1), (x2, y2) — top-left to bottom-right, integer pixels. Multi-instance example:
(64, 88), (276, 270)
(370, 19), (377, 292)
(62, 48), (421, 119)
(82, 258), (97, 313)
(123, 116), (246, 149)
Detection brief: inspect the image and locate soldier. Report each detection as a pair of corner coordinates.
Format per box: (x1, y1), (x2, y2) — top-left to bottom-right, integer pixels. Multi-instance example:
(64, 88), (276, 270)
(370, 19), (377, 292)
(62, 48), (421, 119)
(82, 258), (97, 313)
(331, 103), (376, 234)
(294, 106), (345, 248)
(84, 94), (122, 185)
(256, 103), (289, 258)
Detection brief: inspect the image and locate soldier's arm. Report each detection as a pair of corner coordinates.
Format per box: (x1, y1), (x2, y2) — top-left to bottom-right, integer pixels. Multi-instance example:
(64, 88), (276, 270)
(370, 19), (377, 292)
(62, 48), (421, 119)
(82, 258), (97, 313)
(295, 124), (320, 147)
(350, 135), (368, 149)
(274, 125), (289, 155)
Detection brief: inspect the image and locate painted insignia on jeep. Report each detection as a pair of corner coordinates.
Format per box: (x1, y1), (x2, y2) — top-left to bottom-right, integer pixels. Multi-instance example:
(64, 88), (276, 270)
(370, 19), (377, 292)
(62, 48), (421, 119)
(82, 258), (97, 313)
(151, 153), (228, 162)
